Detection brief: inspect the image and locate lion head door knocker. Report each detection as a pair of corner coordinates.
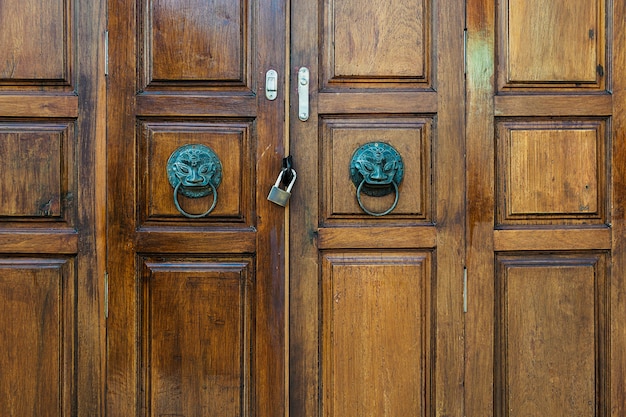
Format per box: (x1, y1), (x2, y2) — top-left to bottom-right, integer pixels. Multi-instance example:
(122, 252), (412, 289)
(349, 142), (404, 216)
(167, 144), (222, 218)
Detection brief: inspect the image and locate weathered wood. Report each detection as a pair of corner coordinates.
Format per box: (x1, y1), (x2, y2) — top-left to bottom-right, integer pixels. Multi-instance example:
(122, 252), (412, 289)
(106, 1), (286, 416)
(0, 0), (105, 416)
(289, 0), (465, 416)
(467, 0), (621, 415)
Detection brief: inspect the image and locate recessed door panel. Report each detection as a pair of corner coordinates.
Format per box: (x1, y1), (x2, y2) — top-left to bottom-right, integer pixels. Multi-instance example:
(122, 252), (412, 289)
(501, 0), (605, 89)
(495, 254), (606, 417)
(0, 259), (75, 417)
(0, 0), (69, 83)
(140, 258), (254, 417)
(321, 252), (432, 417)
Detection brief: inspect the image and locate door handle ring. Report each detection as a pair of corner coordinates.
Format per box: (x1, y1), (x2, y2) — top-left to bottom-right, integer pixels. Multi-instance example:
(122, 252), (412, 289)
(172, 181), (218, 218)
(356, 178), (400, 216)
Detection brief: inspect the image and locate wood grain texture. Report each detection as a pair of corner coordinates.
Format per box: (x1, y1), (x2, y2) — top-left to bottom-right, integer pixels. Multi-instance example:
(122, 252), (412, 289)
(107, 1), (286, 416)
(0, 1), (105, 416)
(500, 0), (605, 90)
(146, 0), (246, 84)
(496, 255), (605, 417)
(321, 252), (431, 417)
(611, 0), (626, 414)
(494, 228), (611, 251)
(496, 121), (607, 225)
(321, 0), (431, 88)
(330, 0), (425, 78)
(0, 259), (74, 417)
(0, 0), (67, 81)
(290, 1), (464, 417)
(465, 0), (497, 414)
(141, 259), (253, 416)
(0, 95), (79, 117)
(318, 226), (437, 249)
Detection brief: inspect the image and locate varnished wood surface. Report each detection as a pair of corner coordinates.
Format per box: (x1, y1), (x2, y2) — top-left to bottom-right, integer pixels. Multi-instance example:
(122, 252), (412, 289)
(289, 0), (465, 416)
(2, 1), (625, 415)
(611, 0), (626, 415)
(0, 95), (79, 118)
(467, 0), (623, 415)
(494, 94), (611, 116)
(0, 0), (106, 416)
(317, 226), (437, 249)
(106, 1), (286, 416)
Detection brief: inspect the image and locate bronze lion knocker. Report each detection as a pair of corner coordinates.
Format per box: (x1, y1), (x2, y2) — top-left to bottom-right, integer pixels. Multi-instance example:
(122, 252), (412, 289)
(167, 144), (222, 218)
(349, 142), (404, 216)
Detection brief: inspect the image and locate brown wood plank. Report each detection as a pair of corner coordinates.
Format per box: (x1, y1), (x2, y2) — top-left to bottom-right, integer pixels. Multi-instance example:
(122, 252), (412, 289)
(76, 1), (107, 415)
(0, 95), (79, 117)
(136, 230), (257, 253)
(434, 1), (466, 415)
(317, 226), (436, 249)
(494, 94), (611, 116)
(494, 228), (611, 251)
(496, 254), (604, 416)
(611, 0), (626, 414)
(0, 231), (79, 254)
(137, 94), (256, 117)
(318, 92), (437, 114)
(465, 0), (497, 414)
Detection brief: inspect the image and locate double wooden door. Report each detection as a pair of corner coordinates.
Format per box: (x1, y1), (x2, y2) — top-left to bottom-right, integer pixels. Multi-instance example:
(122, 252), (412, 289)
(1, 0), (626, 416)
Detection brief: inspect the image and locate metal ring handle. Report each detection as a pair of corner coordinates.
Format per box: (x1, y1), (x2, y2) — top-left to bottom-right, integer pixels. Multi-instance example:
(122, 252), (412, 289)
(356, 179), (399, 216)
(173, 181), (218, 218)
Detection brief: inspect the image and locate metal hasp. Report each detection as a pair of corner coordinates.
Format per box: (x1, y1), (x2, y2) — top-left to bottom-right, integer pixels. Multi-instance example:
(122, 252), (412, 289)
(297, 67), (310, 121)
(167, 144), (223, 218)
(265, 69), (278, 100)
(349, 142), (404, 216)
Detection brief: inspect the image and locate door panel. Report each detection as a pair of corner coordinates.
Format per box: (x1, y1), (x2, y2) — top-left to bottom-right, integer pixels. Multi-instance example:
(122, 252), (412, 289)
(106, 0), (286, 416)
(321, 252), (432, 417)
(0, 0), (105, 416)
(289, 0), (465, 416)
(503, 0), (603, 86)
(495, 254), (606, 417)
(467, 0), (626, 416)
(140, 257), (254, 416)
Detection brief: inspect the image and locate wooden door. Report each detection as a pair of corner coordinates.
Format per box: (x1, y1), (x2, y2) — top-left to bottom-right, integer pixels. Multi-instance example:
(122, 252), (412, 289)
(0, 1), (106, 416)
(106, 1), (286, 416)
(466, 0), (626, 416)
(288, 0), (465, 416)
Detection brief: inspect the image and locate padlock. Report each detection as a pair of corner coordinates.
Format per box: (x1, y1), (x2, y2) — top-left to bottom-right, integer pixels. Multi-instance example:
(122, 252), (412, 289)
(267, 168), (297, 206)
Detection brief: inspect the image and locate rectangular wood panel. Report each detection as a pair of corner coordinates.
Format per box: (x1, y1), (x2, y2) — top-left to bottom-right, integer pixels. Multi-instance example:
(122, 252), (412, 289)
(0, 0), (69, 83)
(142, 0), (249, 88)
(321, 117), (432, 222)
(0, 258), (74, 417)
(502, 0), (605, 88)
(322, 0), (431, 87)
(496, 119), (606, 225)
(321, 252), (432, 417)
(141, 258), (253, 417)
(138, 120), (252, 224)
(0, 122), (74, 221)
(496, 254), (607, 417)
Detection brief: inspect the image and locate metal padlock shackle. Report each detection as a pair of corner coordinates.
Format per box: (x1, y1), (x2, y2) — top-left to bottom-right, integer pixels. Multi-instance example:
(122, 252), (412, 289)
(275, 168), (296, 192)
